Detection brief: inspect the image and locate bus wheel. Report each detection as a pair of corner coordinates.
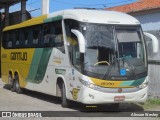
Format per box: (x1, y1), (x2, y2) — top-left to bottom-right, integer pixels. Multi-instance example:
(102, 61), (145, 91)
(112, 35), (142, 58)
(8, 74), (13, 90)
(15, 75), (23, 94)
(61, 82), (69, 108)
(10, 74), (16, 92)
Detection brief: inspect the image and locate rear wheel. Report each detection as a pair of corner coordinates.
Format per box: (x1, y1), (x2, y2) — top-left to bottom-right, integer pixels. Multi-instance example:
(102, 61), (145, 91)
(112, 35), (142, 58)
(15, 75), (23, 94)
(8, 74), (13, 90)
(11, 80), (16, 92)
(61, 82), (69, 108)
(10, 74), (16, 92)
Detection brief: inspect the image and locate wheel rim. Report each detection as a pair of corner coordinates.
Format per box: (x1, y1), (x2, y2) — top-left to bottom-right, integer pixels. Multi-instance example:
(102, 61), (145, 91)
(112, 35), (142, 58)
(15, 80), (19, 90)
(8, 75), (12, 85)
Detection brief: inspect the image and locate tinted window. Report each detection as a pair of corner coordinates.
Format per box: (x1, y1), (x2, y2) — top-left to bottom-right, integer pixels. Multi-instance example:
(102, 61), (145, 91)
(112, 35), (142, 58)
(32, 25), (41, 47)
(2, 20), (64, 49)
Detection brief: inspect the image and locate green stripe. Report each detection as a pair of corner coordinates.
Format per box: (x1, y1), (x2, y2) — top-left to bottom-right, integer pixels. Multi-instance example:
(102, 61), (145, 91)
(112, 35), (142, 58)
(131, 78), (145, 86)
(120, 80), (134, 86)
(120, 77), (146, 87)
(44, 16), (63, 23)
(26, 48), (53, 84)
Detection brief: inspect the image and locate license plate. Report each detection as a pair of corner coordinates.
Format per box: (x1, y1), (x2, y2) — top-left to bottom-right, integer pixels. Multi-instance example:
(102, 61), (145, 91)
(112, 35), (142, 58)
(114, 96), (125, 102)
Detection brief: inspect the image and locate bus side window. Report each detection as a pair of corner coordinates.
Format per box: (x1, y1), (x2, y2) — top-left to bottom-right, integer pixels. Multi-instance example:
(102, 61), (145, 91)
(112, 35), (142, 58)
(23, 30), (29, 47)
(32, 25), (41, 47)
(7, 31), (15, 48)
(19, 30), (25, 48)
(53, 21), (65, 53)
(70, 33), (81, 69)
(43, 24), (51, 47)
(64, 19), (80, 70)
(2, 32), (8, 48)
(15, 30), (21, 48)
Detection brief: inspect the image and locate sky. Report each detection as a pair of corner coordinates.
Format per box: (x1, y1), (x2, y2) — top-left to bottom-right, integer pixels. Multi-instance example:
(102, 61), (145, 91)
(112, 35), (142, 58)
(2, 0), (137, 17)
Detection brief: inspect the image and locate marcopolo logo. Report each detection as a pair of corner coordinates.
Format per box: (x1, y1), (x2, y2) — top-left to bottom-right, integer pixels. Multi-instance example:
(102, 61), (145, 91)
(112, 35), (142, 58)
(10, 52), (27, 61)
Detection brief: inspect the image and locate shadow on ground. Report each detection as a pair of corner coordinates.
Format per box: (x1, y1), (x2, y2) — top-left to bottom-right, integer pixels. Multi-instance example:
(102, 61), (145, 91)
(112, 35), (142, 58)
(3, 84), (144, 113)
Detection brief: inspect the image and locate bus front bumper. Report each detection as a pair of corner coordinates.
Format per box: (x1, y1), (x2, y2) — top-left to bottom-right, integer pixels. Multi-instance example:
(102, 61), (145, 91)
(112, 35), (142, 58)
(79, 86), (148, 104)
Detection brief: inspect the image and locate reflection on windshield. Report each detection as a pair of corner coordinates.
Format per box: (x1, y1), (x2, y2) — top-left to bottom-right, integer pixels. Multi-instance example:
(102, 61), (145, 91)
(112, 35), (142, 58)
(84, 47), (114, 66)
(81, 23), (147, 80)
(117, 29), (143, 60)
(84, 47), (115, 78)
(119, 42), (141, 58)
(84, 24), (114, 49)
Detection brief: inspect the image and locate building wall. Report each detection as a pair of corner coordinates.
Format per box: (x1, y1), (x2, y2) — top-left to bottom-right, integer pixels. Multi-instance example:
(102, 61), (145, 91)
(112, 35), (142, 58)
(135, 12), (160, 31)
(148, 64), (160, 98)
(133, 12), (160, 98)
(133, 12), (160, 61)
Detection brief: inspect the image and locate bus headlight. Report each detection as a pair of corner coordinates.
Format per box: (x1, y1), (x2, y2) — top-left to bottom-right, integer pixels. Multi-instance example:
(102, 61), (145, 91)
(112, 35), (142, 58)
(79, 79), (100, 90)
(137, 81), (148, 89)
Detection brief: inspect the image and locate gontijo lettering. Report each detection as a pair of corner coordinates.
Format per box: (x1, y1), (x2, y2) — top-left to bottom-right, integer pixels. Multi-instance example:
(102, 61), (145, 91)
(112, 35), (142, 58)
(10, 52), (27, 61)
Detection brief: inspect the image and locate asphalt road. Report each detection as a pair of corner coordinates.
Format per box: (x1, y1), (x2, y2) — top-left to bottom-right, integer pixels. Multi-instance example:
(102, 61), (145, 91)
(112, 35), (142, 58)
(0, 79), (159, 120)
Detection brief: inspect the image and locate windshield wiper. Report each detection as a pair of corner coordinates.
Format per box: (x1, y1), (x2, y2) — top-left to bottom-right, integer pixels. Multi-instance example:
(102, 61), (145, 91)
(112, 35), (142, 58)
(103, 58), (118, 79)
(103, 57), (136, 80)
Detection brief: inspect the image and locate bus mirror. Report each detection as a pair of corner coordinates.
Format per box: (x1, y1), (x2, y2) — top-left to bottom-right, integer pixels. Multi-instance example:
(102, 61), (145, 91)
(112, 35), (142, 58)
(71, 29), (85, 53)
(144, 32), (159, 53)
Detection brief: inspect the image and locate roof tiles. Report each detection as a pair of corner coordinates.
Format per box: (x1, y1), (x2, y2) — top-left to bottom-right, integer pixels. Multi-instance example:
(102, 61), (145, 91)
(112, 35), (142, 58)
(106, 0), (160, 13)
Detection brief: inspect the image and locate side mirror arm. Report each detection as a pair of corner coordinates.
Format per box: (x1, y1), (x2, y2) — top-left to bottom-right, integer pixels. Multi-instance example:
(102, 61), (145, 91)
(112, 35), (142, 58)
(71, 29), (85, 53)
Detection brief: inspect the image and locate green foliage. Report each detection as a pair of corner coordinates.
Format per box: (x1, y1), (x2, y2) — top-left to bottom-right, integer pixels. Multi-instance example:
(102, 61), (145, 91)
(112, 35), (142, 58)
(147, 99), (160, 105)
(140, 98), (160, 110)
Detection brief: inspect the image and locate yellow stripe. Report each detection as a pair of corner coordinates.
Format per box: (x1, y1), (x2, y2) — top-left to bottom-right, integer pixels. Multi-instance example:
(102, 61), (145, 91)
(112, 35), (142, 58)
(90, 77), (134, 88)
(1, 48), (35, 87)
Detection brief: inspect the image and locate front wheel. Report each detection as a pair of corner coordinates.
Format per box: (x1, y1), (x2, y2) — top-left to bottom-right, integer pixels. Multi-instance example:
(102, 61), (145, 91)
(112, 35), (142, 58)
(61, 82), (69, 108)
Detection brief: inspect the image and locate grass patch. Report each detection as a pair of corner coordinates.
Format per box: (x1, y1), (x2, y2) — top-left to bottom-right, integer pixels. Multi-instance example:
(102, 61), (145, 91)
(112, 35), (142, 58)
(147, 99), (160, 105)
(139, 98), (160, 110)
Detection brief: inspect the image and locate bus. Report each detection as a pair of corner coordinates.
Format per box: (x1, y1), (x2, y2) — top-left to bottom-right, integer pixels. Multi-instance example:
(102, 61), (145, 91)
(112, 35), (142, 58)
(1, 9), (158, 108)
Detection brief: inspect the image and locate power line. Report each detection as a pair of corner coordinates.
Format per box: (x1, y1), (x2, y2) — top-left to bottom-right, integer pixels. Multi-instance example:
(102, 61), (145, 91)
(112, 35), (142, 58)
(28, 8), (41, 13)
(51, 0), (136, 7)
(26, 0), (39, 6)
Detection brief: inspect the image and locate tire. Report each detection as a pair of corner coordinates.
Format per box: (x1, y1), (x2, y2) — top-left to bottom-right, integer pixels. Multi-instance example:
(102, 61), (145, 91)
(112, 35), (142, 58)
(15, 75), (23, 94)
(61, 82), (69, 108)
(11, 79), (16, 92)
(7, 74), (13, 90)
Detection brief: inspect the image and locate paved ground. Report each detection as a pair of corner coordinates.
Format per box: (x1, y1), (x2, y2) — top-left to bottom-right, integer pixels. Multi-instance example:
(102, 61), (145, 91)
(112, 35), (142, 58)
(0, 79), (159, 120)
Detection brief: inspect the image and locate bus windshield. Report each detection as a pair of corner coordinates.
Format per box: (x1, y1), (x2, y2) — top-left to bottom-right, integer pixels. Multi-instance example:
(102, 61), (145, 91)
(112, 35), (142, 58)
(81, 23), (147, 80)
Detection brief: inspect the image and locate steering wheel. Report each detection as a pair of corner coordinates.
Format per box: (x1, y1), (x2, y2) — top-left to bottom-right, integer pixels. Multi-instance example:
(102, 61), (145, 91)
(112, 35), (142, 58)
(94, 61), (110, 66)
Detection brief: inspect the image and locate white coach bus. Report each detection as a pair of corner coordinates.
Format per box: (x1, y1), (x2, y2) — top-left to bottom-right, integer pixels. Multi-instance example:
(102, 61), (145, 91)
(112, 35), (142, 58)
(1, 9), (158, 108)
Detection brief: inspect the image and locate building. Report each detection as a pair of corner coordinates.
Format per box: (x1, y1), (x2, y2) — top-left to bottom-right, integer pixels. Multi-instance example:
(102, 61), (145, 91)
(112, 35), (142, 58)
(107, 0), (160, 98)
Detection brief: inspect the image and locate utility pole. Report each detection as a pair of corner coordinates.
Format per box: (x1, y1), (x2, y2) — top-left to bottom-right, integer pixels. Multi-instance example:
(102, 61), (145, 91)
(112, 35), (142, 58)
(21, 0), (26, 22)
(42, 0), (49, 15)
(5, 4), (9, 27)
